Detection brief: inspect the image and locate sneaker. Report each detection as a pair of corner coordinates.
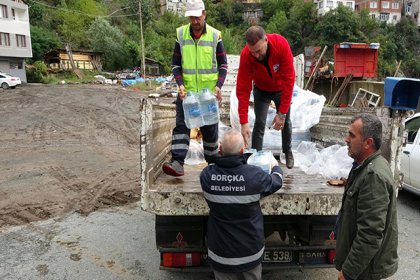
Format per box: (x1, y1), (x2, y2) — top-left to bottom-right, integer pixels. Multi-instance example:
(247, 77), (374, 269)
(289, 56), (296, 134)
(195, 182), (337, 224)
(162, 160), (184, 177)
(285, 150), (294, 169)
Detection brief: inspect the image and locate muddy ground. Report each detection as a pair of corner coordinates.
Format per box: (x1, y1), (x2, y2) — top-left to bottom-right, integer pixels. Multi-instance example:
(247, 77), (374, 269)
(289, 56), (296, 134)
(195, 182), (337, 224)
(0, 84), (153, 228)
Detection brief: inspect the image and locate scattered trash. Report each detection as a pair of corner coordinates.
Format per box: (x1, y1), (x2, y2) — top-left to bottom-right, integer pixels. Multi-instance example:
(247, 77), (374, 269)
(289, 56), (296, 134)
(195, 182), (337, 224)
(327, 178), (347, 187)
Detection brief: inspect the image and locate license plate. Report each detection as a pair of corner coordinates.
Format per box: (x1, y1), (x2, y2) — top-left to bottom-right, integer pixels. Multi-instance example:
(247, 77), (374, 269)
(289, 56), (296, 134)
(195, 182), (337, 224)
(263, 250), (292, 263)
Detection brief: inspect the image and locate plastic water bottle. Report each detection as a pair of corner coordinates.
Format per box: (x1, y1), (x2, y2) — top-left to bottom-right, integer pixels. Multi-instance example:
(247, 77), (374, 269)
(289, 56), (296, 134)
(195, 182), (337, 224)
(183, 92), (203, 129)
(199, 88), (219, 126)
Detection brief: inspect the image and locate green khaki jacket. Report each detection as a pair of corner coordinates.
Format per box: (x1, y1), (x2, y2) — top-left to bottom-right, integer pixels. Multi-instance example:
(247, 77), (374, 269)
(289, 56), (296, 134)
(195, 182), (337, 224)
(334, 151), (398, 280)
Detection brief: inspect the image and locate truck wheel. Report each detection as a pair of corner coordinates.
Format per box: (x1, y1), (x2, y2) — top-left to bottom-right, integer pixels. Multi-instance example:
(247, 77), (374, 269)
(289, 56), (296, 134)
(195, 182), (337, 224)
(1, 83), (9, 89)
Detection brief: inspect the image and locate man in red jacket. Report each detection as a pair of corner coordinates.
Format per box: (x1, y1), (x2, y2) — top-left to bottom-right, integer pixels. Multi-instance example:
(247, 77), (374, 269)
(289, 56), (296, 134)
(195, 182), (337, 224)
(236, 26), (295, 168)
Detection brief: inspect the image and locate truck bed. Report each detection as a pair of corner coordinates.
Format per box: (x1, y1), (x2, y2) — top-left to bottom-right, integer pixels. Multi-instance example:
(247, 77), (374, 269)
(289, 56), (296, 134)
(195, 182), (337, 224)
(144, 161), (343, 216)
(140, 100), (401, 217)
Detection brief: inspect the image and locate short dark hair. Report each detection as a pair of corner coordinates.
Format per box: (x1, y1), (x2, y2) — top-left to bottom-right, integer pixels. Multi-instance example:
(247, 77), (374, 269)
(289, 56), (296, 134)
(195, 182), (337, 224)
(351, 113), (383, 150)
(245, 26), (266, 45)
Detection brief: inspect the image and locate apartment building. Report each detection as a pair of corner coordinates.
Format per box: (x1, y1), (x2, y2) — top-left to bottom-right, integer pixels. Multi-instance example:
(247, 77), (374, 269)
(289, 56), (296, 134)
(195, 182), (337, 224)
(315, 0), (355, 16)
(0, 0), (31, 82)
(406, 0), (420, 26)
(166, 0), (186, 16)
(355, 0), (403, 24)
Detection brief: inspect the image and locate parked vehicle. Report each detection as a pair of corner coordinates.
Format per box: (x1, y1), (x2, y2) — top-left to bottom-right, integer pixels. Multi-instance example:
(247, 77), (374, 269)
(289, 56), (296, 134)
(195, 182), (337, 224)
(139, 104), (405, 271)
(0, 73), (21, 89)
(401, 112), (420, 195)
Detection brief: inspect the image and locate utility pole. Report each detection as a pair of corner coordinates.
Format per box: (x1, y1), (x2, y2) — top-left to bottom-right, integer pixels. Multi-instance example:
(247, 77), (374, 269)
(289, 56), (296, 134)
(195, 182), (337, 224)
(139, 1), (146, 79)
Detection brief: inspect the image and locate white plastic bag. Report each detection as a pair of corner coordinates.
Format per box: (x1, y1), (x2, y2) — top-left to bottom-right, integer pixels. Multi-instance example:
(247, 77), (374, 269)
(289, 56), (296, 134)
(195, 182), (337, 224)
(185, 140), (206, 165)
(247, 150), (278, 173)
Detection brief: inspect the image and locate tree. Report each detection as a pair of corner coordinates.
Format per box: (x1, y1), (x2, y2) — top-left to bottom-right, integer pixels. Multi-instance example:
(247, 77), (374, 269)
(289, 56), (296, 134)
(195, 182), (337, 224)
(315, 5), (363, 47)
(282, 1), (318, 54)
(124, 40), (140, 68)
(260, 0), (293, 20)
(30, 26), (61, 63)
(265, 10), (287, 35)
(87, 18), (130, 70)
(221, 28), (242, 55)
(54, 0), (105, 48)
(358, 9), (380, 41)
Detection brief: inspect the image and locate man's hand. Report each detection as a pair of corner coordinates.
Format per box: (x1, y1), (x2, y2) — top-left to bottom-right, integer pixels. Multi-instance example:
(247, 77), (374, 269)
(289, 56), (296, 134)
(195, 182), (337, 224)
(337, 271), (346, 280)
(215, 86), (222, 103)
(178, 85), (186, 101)
(241, 123), (251, 149)
(271, 114), (285, 131)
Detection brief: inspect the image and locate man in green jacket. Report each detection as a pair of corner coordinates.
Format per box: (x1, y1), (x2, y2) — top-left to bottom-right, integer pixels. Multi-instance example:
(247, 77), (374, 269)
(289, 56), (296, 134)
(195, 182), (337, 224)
(334, 113), (398, 280)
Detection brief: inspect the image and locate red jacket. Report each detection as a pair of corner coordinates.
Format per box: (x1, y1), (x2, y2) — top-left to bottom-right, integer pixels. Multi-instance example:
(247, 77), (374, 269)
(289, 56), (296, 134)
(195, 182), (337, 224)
(236, 34), (295, 124)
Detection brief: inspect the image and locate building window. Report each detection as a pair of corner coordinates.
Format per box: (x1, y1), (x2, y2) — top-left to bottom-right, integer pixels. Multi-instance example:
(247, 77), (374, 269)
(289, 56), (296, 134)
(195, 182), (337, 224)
(370, 1), (377, 9)
(0, 32), (11, 46)
(346, 2), (353, 8)
(406, 3), (412, 13)
(319, 1), (324, 9)
(380, 13), (389, 21)
(391, 2), (399, 9)
(371, 14), (376, 19)
(382, 1), (389, 9)
(337, 1), (343, 7)
(393, 15), (397, 21)
(0, 4), (7, 18)
(10, 61), (23, 69)
(12, 8), (15, 19)
(327, 1), (333, 7)
(16, 34), (26, 47)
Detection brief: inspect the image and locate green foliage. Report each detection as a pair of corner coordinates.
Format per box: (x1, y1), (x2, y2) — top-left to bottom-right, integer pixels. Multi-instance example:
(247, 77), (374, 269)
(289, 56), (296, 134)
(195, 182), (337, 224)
(27, 0), (44, 26)
(282, 1), (318, 54)
(358, 10), (380, 41)
(221, 28), (242, 55)
(124, 40), (140, 68)
(30, 26), (61, 63)
(265, 10), (287, 34)
(212, 0), (244, 26)
(87, 18), (129, 70)
(27, 61), (49, 83)
(28, 0), (420, 78)
(315, 5), (363, 46)
(261, 0), (293, 20)
(128, 80), (161, 90)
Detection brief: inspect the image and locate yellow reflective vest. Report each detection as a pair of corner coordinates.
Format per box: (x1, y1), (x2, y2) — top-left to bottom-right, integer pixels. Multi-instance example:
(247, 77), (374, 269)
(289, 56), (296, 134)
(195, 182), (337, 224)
(176, 23), (219, 93)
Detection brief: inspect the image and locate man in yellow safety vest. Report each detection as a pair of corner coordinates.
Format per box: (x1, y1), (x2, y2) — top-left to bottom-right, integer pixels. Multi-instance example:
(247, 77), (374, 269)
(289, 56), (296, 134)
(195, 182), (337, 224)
(162, 0), (228, 177)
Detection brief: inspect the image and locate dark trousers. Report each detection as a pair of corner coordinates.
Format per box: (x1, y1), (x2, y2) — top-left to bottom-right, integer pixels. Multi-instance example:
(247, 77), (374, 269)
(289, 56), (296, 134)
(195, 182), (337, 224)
(171, 95), (219, 165)
(252, 87), (292, 153)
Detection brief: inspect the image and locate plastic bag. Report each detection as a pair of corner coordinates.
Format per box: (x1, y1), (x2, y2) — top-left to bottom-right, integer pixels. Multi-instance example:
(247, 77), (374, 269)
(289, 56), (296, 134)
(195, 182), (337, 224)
(185, 140), (206, 165)
(247, 150), (278, 173)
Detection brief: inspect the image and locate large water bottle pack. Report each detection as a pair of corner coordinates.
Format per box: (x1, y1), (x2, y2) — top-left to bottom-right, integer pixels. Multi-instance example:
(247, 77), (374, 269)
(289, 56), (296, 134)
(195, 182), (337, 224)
(183, 89), (219, 129)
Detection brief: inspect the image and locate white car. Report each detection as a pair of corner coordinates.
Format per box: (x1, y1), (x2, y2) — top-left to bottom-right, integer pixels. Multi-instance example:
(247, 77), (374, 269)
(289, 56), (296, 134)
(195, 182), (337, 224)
(0, 73), (21, 89)
(401, 112), (420, 195)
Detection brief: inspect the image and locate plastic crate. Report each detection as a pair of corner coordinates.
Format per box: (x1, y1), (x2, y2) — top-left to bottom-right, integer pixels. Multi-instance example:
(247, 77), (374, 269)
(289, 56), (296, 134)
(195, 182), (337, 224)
(384, 77), (420, 110)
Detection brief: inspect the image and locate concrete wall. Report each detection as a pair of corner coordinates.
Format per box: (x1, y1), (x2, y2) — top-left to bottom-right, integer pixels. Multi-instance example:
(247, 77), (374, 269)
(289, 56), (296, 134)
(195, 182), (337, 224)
(0, 57), (27, 82)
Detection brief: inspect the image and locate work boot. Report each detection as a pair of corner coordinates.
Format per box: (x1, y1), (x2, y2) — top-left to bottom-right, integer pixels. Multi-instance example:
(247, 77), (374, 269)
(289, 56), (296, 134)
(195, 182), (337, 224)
(285, 150), (294, 169)
(162, 160), (184, 177)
